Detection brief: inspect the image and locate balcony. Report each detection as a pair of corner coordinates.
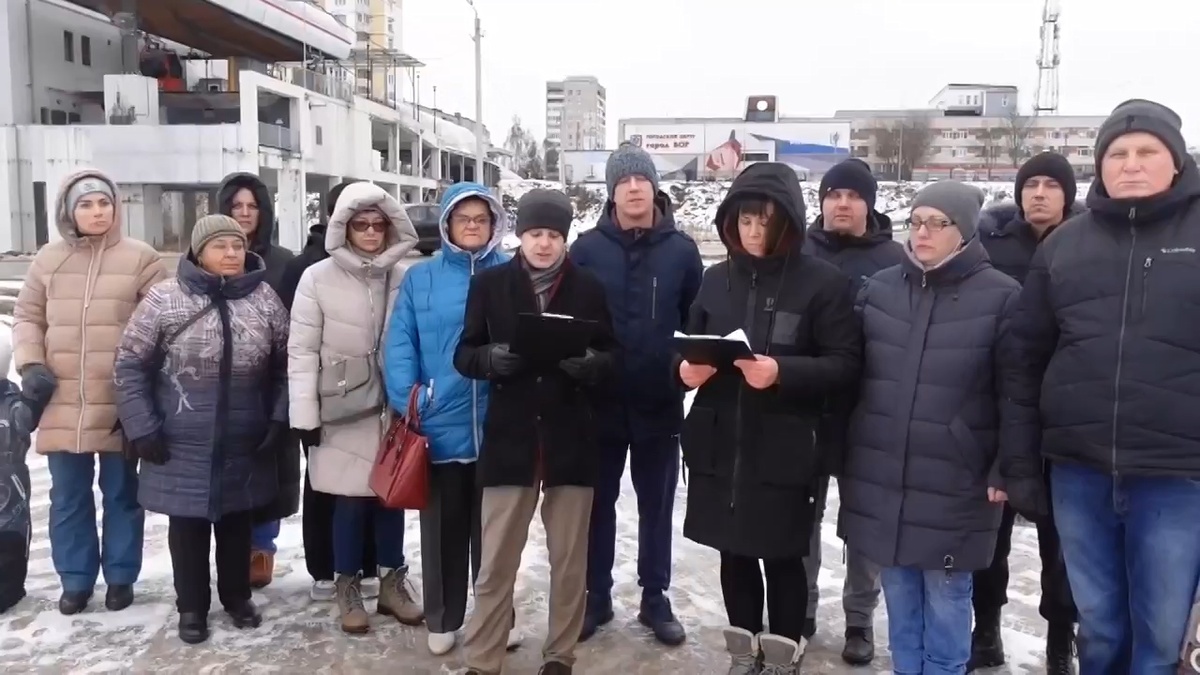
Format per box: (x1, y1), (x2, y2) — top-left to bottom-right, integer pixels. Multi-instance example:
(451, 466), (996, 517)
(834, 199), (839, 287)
(259, 122), (300, 152)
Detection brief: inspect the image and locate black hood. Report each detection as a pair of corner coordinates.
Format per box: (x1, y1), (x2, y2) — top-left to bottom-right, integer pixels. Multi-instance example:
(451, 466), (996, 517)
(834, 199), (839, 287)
(806, 210), (893, 250)
(304, 223), (326, 250)
(1086, 155), (1200, 225)
(714, 162), (807, 254)
(217, 172), (275, 254)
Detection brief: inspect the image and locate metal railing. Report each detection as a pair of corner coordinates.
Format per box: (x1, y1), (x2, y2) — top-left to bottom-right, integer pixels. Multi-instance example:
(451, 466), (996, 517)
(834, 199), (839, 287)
(259, 122), (300, 152)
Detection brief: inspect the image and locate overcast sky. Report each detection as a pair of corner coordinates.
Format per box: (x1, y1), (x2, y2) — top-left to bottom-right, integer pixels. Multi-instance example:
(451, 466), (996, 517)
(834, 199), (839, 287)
(400, 0), (1200, 149)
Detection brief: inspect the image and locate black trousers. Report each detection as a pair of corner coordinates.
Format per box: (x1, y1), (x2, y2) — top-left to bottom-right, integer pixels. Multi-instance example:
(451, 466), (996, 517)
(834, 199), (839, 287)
(720, 551), (809, 643)
(301, 443), (377, 581)
(420, 462), (483, 633)
(972, 503), (1077, 624)
(168, 510), (253, 614)
(0, 531), (28, 613)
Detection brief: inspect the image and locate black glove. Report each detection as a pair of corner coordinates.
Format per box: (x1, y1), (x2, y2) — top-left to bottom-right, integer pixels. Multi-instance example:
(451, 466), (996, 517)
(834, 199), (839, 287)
(256, 421), (286, 454)
(487, 343), (523, 377)
(1005, 477), (1050, 524)
(559, 349), (602, 384)
(295, 427), (322, 448)
(19, 364), (57, 420)
(133, 433), (169, 465)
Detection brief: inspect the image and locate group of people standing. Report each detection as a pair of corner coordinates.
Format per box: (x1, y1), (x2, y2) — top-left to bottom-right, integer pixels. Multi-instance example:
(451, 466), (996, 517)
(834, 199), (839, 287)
(3, 95), (1198, 675)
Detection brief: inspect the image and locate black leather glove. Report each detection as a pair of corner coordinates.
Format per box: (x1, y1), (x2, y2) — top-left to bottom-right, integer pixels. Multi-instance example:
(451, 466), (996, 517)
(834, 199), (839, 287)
(487, 343), (523, 378)
(19, 364), (57, 420)
(1005, 477), (1050, 524)
(133, 433), (169, 465)
(559, 349), (602, 384)
(295, 427), (322, 448)
(256, 421), (286, 454)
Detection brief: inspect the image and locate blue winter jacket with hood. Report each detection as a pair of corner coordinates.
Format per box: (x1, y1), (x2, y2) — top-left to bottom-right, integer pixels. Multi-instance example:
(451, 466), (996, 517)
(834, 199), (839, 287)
(570, 191), (705, 439)
(384, 182), (509, 463)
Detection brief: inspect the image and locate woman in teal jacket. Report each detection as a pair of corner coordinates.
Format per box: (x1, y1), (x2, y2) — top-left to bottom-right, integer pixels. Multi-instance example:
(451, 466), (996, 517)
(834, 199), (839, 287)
(384, 181), (511, 655)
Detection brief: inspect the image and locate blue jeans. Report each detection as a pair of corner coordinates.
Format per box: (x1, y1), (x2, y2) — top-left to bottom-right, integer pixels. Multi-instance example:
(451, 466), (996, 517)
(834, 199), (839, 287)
(1052, 462), (1200, 675)
(880, 566), (973, 675)
(47, 452), (144, 593)
(332, 496), (405, 575)
(251, 520), (280, 554)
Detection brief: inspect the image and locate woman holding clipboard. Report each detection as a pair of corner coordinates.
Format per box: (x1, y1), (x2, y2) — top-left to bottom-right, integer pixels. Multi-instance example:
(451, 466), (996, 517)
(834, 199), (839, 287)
(675, 162), (862, 675)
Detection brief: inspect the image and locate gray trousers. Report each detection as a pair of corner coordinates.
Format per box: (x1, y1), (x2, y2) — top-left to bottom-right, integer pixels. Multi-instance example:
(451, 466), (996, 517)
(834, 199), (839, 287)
(802, 476), (882, 629)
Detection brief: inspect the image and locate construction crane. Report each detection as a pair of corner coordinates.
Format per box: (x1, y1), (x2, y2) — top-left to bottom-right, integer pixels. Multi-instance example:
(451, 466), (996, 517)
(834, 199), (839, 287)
(1033, 0), (1061, 115)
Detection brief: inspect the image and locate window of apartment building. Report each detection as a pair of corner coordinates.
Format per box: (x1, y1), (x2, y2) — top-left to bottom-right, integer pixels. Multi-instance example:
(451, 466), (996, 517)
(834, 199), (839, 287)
(63, 30), (74, 62)
(81, 36), (91, 66)
(356, 68), (371, 80)
(68, 112), (81, 123)
(40, 107), (49, 124)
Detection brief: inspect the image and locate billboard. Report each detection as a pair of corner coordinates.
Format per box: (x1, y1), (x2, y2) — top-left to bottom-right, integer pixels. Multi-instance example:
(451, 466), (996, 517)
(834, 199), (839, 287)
(621, 120), (851, 180)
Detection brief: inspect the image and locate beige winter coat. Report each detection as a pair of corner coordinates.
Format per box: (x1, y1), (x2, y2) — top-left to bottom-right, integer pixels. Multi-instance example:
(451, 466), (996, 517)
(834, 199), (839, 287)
(288, 183), (418, 497)
(13, 169), (167, 454)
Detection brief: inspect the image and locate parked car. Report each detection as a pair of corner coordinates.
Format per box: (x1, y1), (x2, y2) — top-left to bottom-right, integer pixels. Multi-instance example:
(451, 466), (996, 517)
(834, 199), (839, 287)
(405, 203), (441, 256)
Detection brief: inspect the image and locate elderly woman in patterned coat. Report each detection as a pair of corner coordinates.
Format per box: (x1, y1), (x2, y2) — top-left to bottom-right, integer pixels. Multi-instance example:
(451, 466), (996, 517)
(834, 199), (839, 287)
(113, 215), (289, 646)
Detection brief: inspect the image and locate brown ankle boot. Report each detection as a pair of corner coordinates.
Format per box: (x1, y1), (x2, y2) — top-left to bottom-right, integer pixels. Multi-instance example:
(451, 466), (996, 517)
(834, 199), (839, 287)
(249, 551), (274, 589)
(335, 574), (370, 634)
(376, 567), (424, 626)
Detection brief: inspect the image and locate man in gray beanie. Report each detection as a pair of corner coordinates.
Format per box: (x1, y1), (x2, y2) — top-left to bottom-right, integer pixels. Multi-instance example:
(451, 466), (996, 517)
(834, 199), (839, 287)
(1003, 96), (1200, 675)
(570, 141), (703, 646)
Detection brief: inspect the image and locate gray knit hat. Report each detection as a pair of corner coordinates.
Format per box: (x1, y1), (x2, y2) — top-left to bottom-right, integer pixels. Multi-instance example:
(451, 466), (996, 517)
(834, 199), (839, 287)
(606, 143), (659, 196)
(911, 181), (985, 240)
(66, 176), (114, 215)
(1095, 98), (1186, 171)
(191, 214), (248, 255)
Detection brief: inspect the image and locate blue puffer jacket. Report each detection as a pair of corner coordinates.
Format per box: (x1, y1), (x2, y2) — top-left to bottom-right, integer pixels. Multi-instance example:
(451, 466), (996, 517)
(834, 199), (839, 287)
(570, 192), (705, 440)
(384, 183), (509, 463)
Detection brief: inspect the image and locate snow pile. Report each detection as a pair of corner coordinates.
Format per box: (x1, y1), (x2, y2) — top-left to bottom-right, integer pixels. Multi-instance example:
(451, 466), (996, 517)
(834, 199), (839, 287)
(496, 179), (1073, 250)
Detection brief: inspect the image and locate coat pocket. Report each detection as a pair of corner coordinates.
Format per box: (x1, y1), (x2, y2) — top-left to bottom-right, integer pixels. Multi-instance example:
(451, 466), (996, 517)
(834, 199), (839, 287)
(680, 407), (718, 475)
(756, 414), (818, 487)
(948, 417), (985, 482)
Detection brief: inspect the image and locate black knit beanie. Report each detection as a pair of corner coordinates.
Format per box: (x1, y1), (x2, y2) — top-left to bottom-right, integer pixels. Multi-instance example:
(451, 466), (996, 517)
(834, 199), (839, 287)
(1015, 152), (1077, 219)
(515, 189), (573, 239)
(819, 158), (877, 212)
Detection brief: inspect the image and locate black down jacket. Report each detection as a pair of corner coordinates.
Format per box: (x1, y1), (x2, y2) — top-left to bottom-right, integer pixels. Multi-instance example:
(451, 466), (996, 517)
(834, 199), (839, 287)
(679, 163), (862, 559)
(1006, 155), (1200, 480)
(978, 201), (1086, 284)
(840, 236), (1027, 572)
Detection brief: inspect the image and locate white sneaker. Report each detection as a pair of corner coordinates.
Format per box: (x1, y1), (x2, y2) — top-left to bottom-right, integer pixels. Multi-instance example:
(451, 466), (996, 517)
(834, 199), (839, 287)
(506, 626), (522, 650)
(428, 631), (457, 655)
(310, 579), (336, 602)
(361, 577), (380, 599)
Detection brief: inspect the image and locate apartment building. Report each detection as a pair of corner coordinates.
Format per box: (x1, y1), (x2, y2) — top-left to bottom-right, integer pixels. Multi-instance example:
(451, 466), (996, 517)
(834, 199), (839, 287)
(0, 0), (500, 254)
(322, 0), (406, 105)
(545, 75), (606, 180)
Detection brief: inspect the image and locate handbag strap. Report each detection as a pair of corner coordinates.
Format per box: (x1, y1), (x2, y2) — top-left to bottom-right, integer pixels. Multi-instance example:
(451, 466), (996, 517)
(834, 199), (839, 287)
(151, 303), (218, 369)
(405, 383), (422, 424)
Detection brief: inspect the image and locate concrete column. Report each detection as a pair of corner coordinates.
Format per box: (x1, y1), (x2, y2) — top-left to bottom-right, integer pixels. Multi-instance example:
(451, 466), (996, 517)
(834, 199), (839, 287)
(120, 184), (163, 248)
(275, 163), (304, 251)
(317, 174), (341, 225)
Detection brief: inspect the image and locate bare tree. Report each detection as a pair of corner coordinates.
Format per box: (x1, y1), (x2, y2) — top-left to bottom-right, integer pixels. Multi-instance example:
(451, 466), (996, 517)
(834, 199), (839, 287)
(503, 116), (542, 178)
(873, 126), (901, 179)
(1002, 108), (1034, 167)
(543, 139), (560, 181)
(976, 127), (1006, 180)
(897, 117), (935, 180)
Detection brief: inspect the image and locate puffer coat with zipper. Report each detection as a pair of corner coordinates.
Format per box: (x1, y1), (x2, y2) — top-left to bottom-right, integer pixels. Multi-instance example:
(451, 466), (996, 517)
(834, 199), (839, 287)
(288, 182), (418, 497)
(679, 162), (863, 559)
(12, 169), (167, 454)
(112, 252), (290, 520)
(383, 182), (508, 464)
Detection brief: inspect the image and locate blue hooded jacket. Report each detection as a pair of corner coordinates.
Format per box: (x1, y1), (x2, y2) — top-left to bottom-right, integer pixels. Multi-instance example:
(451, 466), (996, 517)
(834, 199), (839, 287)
(384, 183), (509, 463)
(570, 191), (705, 439)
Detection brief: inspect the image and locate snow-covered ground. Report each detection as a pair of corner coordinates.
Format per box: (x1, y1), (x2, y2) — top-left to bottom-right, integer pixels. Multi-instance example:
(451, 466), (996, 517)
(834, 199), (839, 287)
(0, 275), (1057, 673)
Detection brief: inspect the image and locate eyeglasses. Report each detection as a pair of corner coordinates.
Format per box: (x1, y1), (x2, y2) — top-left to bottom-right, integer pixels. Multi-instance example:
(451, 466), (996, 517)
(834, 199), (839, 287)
(349, 220), (388, 233)
(451, 214), (492, 227)
(907, 217), (954, 233)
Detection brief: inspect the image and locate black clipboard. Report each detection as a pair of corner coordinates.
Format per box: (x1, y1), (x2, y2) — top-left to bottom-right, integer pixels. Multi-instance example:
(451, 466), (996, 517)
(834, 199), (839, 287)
(511, 313), (598, 363)
(672, 335), (754, 368)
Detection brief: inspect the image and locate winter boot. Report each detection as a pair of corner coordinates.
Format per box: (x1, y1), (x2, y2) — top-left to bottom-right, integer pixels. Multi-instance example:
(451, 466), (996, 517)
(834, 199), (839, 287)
(967, 610), (1005, 671)
(722, 626), (760, 675)
(58, 590), (92, 616)
(377, 566), (424, 625)
(225, 599), (262, 629)
(178, 611), (209, 644)
(638, 592), (686, 645)
(250, 550), (274, 589)
(841, 626), (875, 665)
(105, 584), (134, 612)
(579, 592), (614, 642)
(758, 633), (804, 675)
(537, 661), (572, 674)
(1045, 622), (1076, 675)
(335, 574), (370, 634)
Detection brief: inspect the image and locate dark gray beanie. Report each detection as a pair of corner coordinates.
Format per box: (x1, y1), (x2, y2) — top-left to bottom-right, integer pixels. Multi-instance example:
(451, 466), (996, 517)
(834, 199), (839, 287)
(606, 143), (659, 196)
(1095, 98), (1186, 172)
(515, 189), (573, 239)
(911, 181), (985, 241)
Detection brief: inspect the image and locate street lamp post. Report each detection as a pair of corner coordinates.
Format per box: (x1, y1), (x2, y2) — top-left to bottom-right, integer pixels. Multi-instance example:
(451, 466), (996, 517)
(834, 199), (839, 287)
(466, 0), (485, 184)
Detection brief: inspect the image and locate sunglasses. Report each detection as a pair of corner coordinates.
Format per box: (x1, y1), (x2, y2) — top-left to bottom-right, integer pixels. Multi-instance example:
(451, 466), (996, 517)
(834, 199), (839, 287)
(349, 220), (388, 233)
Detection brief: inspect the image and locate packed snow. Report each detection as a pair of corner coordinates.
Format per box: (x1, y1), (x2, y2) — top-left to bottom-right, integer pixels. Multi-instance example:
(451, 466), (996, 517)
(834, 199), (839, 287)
(0, 274), (1057, 673)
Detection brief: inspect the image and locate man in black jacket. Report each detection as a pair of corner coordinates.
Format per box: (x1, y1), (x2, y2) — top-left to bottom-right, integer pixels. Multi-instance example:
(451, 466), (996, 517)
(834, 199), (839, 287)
(800, 158), (903, 665)
(971, 152), (1080, 674)
(1007, 99), (1200, 675)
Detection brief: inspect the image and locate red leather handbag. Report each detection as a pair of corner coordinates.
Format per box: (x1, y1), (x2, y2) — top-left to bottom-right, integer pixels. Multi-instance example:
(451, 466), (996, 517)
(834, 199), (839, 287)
(369, 384), (429, 509)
